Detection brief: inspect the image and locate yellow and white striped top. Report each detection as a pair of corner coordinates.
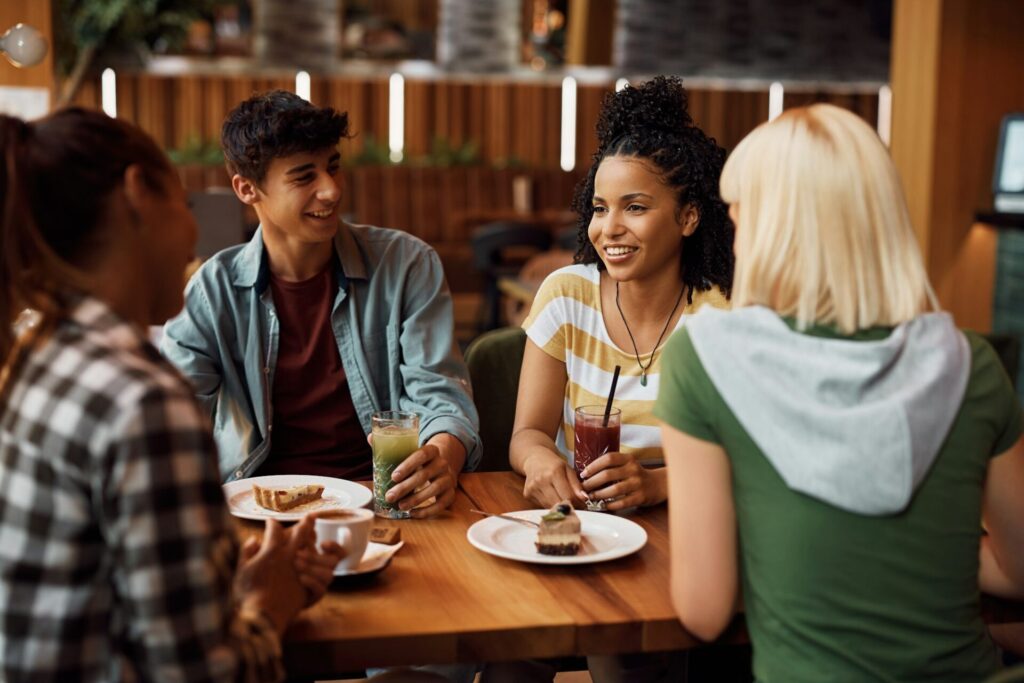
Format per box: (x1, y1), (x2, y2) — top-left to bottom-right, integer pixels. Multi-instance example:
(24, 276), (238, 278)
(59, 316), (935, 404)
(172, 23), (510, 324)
(523, 263), (729, 465)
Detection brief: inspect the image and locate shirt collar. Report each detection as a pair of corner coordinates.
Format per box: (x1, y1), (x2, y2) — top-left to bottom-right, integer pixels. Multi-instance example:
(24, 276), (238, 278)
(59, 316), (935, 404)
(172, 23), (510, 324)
(231, 220), (368, 292)
(66, 294), (147, 353)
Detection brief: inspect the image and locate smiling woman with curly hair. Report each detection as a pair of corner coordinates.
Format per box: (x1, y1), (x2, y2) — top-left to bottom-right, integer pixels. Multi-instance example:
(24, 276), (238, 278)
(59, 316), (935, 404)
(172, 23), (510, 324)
(512, 75), (734, 514)
(496, 76), (735, 681)
(571, 76), (734, 303)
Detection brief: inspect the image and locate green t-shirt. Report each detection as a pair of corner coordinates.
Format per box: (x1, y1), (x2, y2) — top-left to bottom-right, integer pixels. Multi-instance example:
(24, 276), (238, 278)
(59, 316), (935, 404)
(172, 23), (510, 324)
(655, 324), (1023, 683)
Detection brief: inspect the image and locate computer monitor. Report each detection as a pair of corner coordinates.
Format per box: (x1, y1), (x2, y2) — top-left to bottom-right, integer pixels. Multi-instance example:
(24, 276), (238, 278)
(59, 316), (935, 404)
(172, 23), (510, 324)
(993, 113), (1024, 214)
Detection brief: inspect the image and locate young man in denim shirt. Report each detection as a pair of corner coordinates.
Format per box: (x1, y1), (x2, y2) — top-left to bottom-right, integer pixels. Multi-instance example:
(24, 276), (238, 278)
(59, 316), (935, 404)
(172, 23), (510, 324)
(162, 91), (480, 519)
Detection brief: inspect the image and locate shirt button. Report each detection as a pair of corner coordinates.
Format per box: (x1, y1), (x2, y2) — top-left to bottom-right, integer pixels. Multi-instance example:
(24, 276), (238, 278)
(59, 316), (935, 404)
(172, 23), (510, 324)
(235, 470), (244, 479)
(268, 425), (273, 433)
(263, 367), (270, 374)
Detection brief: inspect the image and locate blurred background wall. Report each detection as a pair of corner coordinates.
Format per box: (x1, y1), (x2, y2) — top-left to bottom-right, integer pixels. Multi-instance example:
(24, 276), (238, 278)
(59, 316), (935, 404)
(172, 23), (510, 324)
(1, 0), (1022, 371)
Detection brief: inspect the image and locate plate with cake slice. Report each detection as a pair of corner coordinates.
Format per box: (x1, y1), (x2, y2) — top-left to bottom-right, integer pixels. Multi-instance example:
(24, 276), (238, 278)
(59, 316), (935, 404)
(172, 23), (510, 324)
(466, 501), (647, 565)
(223, 474), (373, 521)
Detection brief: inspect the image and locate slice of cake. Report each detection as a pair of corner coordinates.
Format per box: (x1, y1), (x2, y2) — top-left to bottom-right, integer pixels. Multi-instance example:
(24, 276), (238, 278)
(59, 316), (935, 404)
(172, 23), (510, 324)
(535, 501), (581, 556)
(252, 483), (324, 512)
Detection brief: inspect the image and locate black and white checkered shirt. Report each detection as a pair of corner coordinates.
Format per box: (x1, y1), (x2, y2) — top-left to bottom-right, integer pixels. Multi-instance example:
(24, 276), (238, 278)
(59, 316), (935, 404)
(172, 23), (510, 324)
(0, 297), (284, 682)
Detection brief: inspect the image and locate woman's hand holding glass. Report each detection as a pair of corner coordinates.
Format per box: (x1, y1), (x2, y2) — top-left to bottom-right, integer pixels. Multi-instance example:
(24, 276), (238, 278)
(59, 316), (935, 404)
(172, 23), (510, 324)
(579, 451), (667, 511)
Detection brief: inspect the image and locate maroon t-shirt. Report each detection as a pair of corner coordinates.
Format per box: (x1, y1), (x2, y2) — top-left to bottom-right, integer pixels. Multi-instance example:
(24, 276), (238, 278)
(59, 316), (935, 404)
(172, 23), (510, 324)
(256, 265), (372, 479)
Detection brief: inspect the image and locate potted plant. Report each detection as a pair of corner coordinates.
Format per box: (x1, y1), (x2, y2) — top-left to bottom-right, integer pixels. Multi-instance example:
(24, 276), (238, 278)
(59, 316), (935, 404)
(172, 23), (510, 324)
(53, 0), (231, 107)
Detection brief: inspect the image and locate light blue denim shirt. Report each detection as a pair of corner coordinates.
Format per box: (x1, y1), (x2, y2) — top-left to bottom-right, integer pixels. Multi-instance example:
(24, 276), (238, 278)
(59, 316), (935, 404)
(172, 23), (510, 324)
(161, 222), (480, 482)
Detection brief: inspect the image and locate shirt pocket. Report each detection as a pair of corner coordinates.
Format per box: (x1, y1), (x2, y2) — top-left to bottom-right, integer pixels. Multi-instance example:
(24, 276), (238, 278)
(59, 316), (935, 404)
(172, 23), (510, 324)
(359, 326), (397, 406)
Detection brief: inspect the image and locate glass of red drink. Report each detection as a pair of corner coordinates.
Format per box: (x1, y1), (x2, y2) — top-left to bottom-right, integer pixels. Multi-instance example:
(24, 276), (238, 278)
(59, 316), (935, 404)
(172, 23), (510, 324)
(574, 406), (621, 510)
(573, 405), (621, 474)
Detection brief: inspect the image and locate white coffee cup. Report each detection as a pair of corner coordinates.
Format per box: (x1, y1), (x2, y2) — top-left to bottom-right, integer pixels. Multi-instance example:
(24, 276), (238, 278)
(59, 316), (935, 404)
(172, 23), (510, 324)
(314, 508), (374, 572)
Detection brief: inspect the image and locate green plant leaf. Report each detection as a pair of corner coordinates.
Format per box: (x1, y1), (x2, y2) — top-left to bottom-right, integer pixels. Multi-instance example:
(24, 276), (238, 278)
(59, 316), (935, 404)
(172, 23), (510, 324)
(166, 136), (224, 167)
(55, 0), (233, 76)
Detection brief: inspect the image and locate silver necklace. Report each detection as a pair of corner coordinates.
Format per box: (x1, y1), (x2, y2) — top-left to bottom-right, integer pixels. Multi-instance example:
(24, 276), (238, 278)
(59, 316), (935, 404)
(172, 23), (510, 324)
(614, 281), (686, 387)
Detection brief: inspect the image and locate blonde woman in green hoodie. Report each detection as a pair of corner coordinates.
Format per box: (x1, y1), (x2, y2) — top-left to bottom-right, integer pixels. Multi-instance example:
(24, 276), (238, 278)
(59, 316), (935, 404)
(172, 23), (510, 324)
(655, 104), (1024, 683)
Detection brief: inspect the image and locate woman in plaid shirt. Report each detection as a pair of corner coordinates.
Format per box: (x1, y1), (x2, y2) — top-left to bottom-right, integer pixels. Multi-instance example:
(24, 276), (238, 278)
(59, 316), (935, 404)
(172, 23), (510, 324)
(0, 108), (344, 681)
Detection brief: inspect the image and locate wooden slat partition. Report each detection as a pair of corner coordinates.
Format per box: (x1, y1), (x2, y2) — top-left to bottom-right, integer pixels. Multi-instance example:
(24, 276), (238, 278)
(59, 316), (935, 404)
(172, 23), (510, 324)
(340, 166), (584, 240)
(783, 91), (880, 133)
(577, 83), (611, 164)
(72, 71), (880, 167)
(75, 69), (877, 304)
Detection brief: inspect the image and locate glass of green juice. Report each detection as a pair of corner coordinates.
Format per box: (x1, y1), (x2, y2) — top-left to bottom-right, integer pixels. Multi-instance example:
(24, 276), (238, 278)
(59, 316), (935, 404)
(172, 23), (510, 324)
(371, 411), (420, 519)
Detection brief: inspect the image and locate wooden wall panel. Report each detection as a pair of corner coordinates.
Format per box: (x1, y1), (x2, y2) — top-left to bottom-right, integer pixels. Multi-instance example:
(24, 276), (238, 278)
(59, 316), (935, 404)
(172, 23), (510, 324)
(931, 0), (1024, 319)
(567, 0), (616, 66)
(688, 89), (772, 153)
(404, 78), (433, 157)
(485, 83), (511, 163)
(310, 77), (388, 162)
(134, 77), (172, 146)
(543, 84), (563, 165)
(113, 73), (135, 121)
(466, 84), (486, 159)
(783, 91), (879, 130)
(173, 77), (202, 147)
(70, 78), (101, 110)
(67, 70), (879, 173)
(890, 0), (1024, 329)
(577, 84), (610, 166)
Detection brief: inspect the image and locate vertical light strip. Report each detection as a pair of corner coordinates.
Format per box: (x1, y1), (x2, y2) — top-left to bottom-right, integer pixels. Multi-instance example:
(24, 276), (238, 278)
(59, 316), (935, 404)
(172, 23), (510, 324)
(101, 68), (117, 117)
(388, 73), (405, 164)
(768, 82), (784, 121)
(295, 71), (311, 102)
(877, 84), (893, 146)
(615, 78), (630, 92)
(560, 76), (578, 172)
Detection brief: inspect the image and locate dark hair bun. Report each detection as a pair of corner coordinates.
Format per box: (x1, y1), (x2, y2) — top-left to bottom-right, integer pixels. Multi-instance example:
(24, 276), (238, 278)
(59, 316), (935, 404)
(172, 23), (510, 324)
(596, 75), (693, 150)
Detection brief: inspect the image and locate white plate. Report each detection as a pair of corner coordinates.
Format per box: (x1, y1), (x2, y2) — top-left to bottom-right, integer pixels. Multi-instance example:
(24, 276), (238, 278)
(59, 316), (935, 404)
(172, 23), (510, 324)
(466, 509), (648, 565)
(334, 541), (404, 577)
(223, 474), (373, 522)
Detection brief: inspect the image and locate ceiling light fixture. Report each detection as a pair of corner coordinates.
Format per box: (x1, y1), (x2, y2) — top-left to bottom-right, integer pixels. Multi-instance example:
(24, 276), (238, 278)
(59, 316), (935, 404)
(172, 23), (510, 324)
(0, 23), (48, 68)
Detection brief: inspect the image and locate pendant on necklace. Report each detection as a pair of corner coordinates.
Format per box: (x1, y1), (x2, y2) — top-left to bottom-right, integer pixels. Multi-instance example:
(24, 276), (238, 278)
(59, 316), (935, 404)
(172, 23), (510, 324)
(640, 374), (648, 387)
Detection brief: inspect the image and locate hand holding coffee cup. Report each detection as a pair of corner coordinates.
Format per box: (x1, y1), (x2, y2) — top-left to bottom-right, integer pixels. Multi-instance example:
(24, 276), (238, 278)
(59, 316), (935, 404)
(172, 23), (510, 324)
(314, 508), (374, 572)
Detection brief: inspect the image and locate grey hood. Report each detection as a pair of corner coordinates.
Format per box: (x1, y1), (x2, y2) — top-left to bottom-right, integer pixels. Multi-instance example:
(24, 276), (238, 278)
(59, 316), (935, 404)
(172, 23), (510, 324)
(686, 306), (970, 515)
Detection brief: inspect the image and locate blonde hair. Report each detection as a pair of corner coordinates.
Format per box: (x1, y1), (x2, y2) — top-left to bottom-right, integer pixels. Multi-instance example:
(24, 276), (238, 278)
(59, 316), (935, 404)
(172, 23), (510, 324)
(719, 104), (937, 333)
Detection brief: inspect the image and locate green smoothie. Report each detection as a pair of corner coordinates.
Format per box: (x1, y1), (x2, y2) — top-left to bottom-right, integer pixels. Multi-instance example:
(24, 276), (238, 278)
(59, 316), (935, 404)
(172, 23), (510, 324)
(372, 427), (419, 518)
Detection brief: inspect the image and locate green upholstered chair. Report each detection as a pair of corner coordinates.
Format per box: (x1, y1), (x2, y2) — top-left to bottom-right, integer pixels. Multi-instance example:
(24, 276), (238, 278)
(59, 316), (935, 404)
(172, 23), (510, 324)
(985, 665), (1024, 683)
(471, 222), (552, 333)
(464, 326), (527, 472)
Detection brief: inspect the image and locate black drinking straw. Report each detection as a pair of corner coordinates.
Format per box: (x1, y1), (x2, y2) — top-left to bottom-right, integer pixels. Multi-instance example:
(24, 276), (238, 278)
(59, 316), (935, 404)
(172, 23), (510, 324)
(603, 365), (621, 427)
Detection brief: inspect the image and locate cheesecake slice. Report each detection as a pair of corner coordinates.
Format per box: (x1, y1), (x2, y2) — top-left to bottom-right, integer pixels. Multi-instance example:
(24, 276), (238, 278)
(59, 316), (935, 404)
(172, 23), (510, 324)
(535, 501), (581, 556)
(252, 483), (324, 512)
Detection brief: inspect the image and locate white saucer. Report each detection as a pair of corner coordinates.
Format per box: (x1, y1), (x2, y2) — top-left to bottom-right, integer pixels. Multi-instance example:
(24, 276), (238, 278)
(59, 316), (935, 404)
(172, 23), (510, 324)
(334, 541), (404, 577)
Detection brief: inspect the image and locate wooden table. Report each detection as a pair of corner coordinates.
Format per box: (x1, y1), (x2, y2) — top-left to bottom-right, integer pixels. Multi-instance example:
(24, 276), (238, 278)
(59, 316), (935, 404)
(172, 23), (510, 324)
(267, 471), (738, 677)
(251, 471), (1023, 678)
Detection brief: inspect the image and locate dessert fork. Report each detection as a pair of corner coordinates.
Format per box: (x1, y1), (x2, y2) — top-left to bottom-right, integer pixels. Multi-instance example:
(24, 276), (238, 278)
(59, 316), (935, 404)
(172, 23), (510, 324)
(469, 509), (540, 527)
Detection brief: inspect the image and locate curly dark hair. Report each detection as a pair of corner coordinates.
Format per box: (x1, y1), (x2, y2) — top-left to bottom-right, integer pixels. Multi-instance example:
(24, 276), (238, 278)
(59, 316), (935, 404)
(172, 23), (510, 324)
(221, 90), (349, 183)
(571, 76), (734, 303)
